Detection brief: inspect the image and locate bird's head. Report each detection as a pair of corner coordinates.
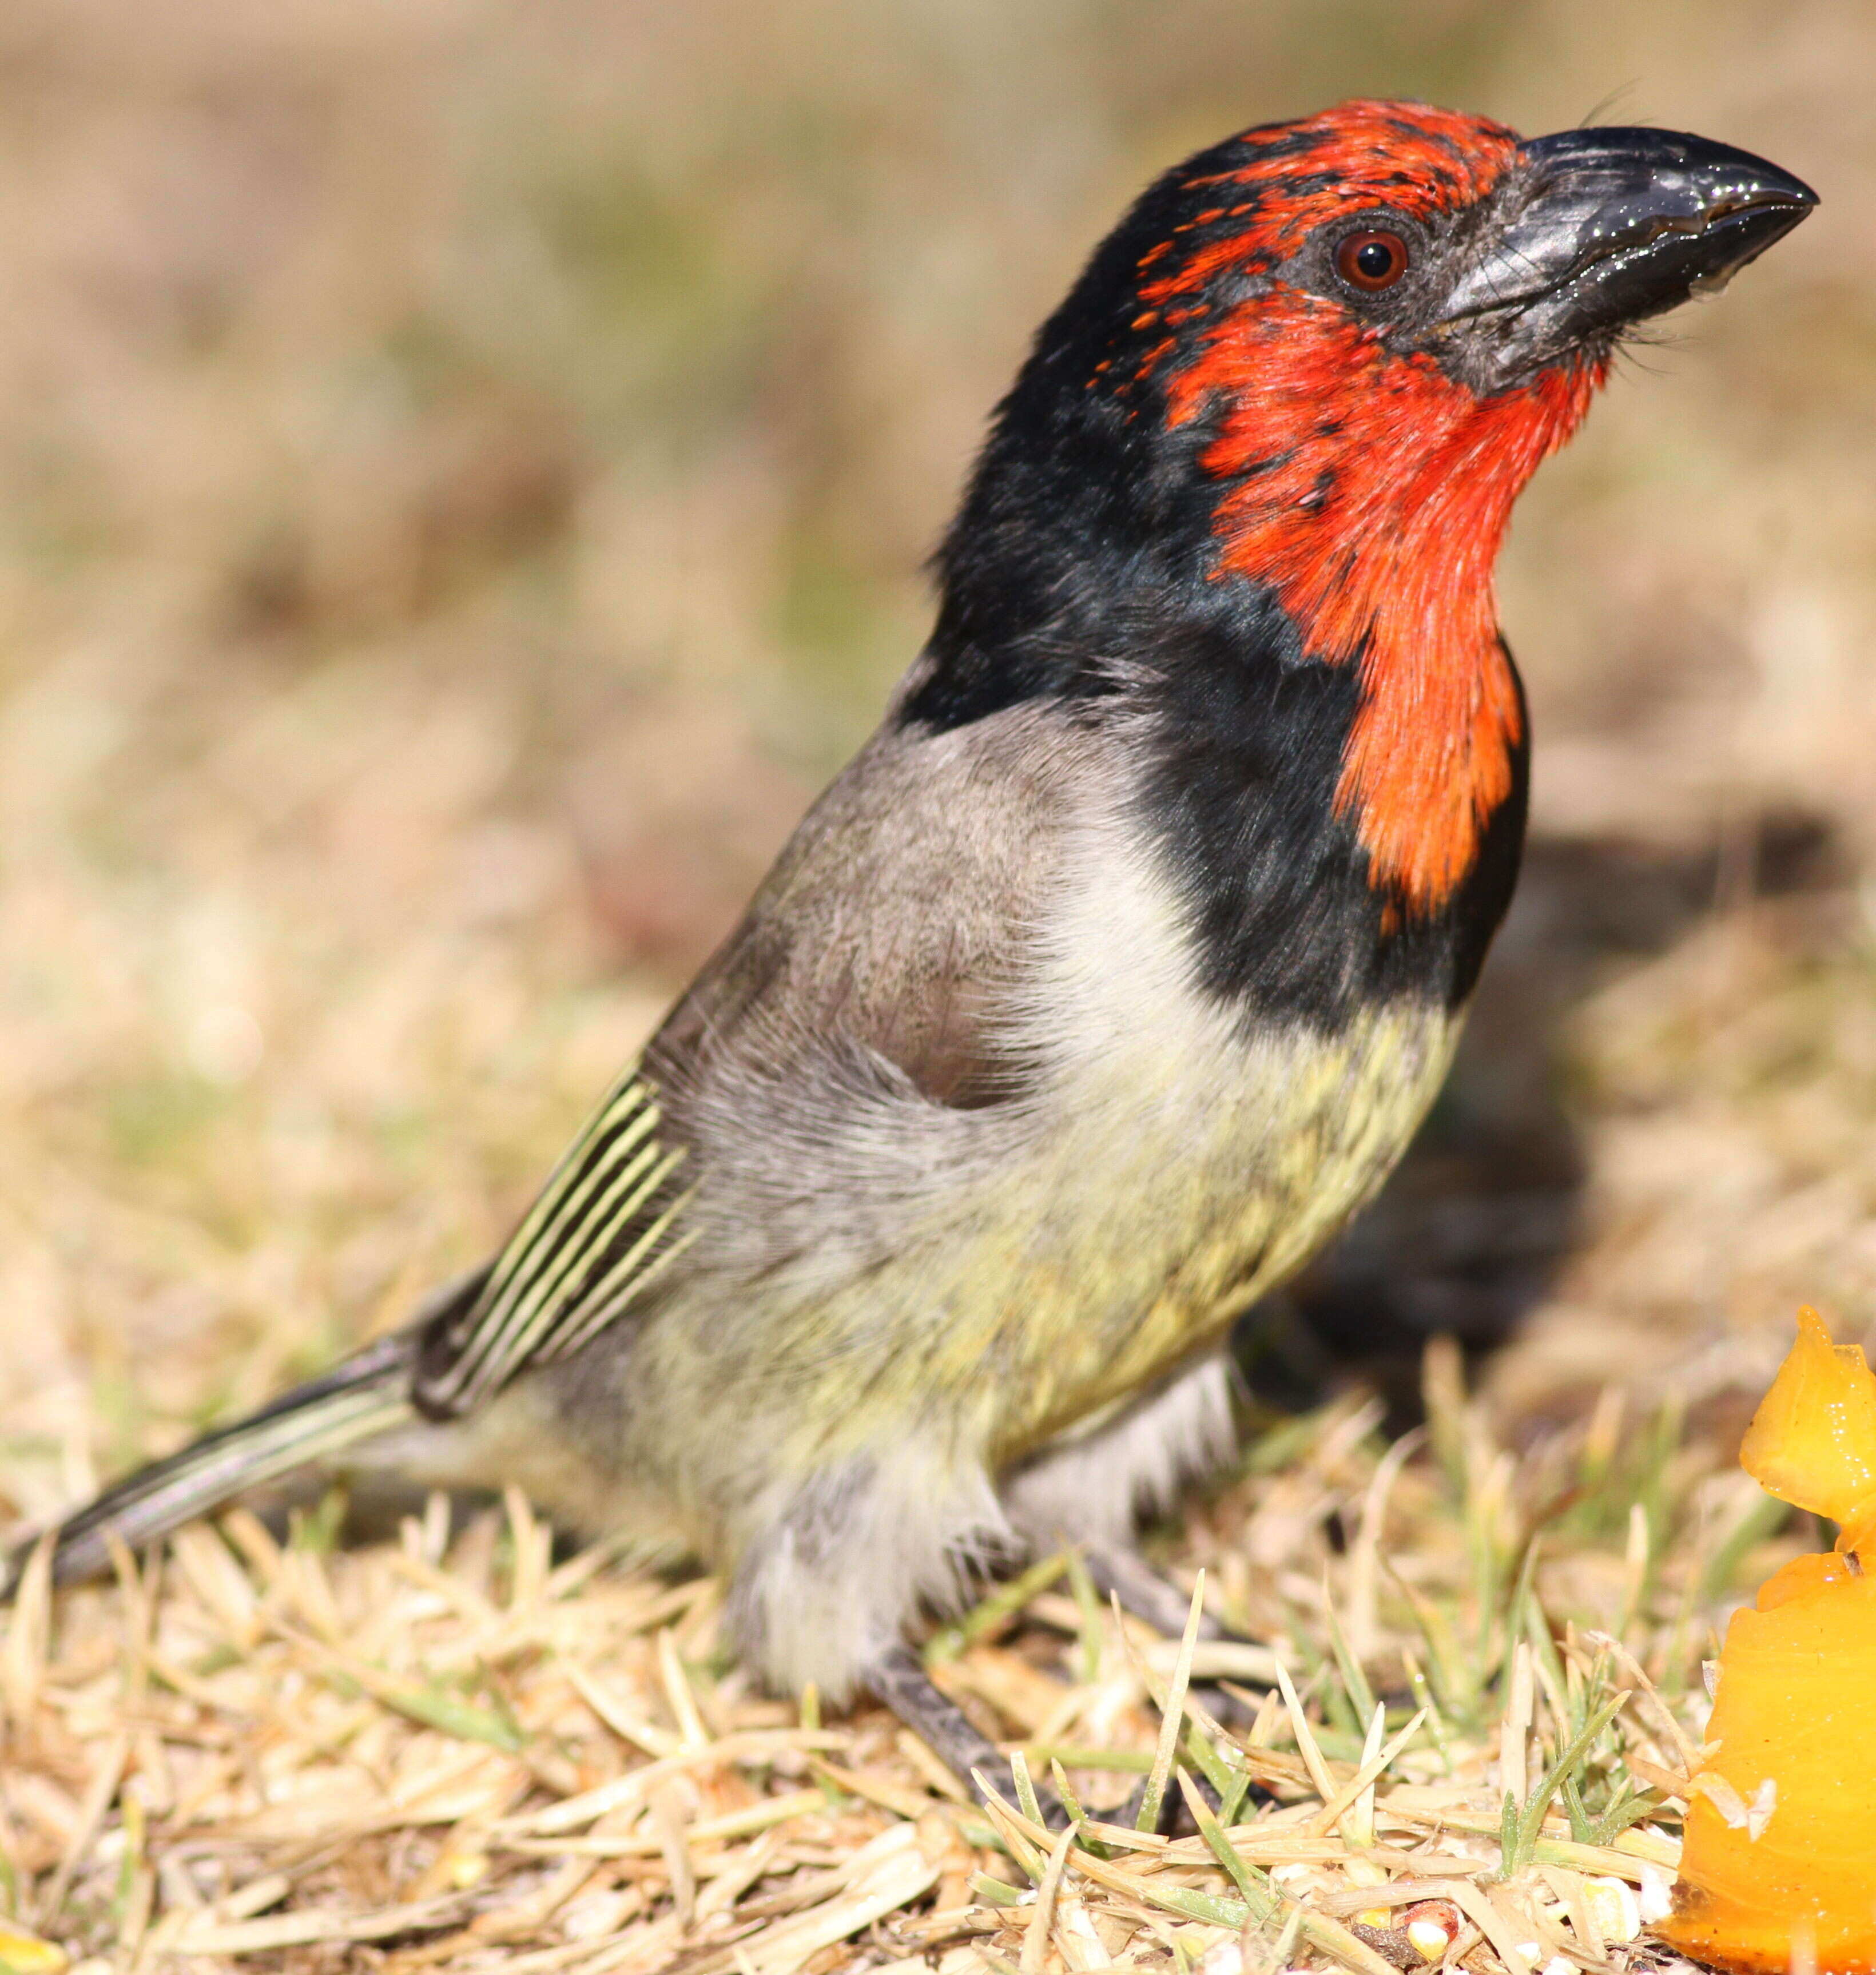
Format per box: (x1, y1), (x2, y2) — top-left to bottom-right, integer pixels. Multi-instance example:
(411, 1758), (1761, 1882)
(929, 100), (1814, 915)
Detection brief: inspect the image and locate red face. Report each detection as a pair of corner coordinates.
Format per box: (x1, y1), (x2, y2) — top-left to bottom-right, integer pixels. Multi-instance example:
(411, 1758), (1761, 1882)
(1080, 100), (1808, 913)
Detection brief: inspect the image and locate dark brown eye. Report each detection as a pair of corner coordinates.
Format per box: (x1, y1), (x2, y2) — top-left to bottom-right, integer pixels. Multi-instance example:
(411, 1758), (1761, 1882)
(1335, 229), (1410, 292)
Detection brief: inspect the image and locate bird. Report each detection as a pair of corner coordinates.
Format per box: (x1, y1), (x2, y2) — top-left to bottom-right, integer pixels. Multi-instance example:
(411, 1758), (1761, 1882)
(4, 100), (1814, 1791)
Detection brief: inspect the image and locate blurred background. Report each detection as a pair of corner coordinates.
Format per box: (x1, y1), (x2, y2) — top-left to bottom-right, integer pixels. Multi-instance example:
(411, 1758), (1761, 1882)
(2, 0), (1873, 1528)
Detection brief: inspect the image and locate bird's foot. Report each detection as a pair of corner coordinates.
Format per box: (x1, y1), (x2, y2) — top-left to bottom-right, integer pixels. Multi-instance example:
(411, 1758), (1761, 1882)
(861, 1642), (1074, 1826)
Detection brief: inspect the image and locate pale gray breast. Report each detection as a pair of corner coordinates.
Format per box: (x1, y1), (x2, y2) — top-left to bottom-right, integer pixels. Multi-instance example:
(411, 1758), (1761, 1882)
(639, 703), (1108, 1298)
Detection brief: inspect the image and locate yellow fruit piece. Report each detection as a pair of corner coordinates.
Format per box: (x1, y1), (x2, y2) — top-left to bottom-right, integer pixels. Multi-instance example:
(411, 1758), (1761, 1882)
(0, 1924), (69, 1975)
(1401, 1900), (1461, 1962)
(1751, 1548), (1858, 1612)
(1737, 1306), (1876, 1529)
(1583, 1875), (1642, 1945)
(1405, 1918), (1451, 1962)
(1659, 1308), (1876, 1974)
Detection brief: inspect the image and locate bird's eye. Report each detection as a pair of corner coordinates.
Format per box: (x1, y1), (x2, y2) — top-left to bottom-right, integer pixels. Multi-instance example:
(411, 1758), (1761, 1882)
(1335, 230), (1410, 292)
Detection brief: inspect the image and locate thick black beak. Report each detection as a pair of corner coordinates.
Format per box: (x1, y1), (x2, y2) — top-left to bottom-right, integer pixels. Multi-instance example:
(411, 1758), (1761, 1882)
(1438, 126), (1816, 385)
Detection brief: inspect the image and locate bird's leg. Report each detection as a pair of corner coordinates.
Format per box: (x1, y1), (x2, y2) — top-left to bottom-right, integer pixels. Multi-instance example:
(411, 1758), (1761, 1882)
(865, 1623), (1244, 1838)
(863, 1630), (1250, 1839)
(862, 1643), (1072, 1827)
(1084, 1543), (1273, 1725)
(863, 1642), (1005, 1791)
(1082, 1544), (1231, 1642)
(1083, 1545), (1275, 1830)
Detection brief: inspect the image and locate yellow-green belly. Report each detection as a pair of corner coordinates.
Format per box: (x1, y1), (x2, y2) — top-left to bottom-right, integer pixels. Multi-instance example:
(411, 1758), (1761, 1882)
(754, 994), (1462, 1477)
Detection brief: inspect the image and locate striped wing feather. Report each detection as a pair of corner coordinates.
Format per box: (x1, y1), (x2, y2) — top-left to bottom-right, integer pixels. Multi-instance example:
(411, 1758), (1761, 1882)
(412, 1072), (694, 1416)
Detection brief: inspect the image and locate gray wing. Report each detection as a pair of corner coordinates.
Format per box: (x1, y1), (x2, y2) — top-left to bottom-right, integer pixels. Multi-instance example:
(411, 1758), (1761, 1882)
(411, 696), (1098, 1416)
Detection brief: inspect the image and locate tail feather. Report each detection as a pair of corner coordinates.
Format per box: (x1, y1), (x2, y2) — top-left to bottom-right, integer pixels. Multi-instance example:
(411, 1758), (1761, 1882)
(5, 1332), (418, 1596)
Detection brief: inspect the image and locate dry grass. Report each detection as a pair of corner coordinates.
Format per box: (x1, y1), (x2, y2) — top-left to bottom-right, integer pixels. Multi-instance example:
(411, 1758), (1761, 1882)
(2, 0), (1875, 1970)
(0, 1345), (1797, 1975)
